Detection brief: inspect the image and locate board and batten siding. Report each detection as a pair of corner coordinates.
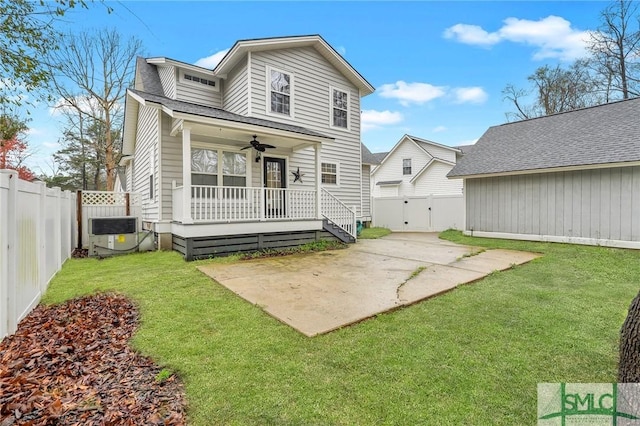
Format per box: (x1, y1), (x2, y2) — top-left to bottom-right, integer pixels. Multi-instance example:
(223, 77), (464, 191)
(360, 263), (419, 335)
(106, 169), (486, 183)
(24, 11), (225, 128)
(222, 56), (249, 115)
(157, 66), (175, 98)
(372, 140), (432, 198)
(413, 161), (462, 196)
(132, 104), (160, 220)
(248, 47), (363, 216)
(465, 166), (640, 242)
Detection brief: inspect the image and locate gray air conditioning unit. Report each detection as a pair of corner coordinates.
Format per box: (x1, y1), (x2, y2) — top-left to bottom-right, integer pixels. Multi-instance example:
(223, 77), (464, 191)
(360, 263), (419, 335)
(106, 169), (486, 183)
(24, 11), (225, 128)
(88, 216), (138, 257)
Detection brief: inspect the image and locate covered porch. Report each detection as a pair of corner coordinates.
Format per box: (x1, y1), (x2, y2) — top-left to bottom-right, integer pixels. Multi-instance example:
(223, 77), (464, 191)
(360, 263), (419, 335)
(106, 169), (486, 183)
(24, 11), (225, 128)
(164, 111), (356, 258)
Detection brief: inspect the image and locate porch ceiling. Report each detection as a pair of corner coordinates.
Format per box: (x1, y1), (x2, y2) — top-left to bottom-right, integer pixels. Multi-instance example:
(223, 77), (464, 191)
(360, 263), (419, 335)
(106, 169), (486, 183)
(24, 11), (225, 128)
(185, 122), (319, 152)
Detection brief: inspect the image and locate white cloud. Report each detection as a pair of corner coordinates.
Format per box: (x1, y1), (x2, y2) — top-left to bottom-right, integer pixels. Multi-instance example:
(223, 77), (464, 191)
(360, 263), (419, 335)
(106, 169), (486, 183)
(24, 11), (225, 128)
(457, 138), (479, 145)
(43, 141), (60, 149)
(194, 49), (230, 69)
(452, 87), (488, 104)
(443, 24), (501, 46)
(361, 109), (403, 131)
(432, 125), (447, 133)
(378, 81), (446, 106)
(337, 46), (347, 56)
(444, 15), (591, 61)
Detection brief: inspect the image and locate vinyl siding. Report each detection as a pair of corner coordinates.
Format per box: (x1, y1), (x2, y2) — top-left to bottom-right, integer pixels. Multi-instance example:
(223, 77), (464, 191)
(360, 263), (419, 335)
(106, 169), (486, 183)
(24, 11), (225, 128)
(465, 166), (640, 242)
(159, 111), (183, 220)
(417, 143), (457, 162)
(413, 161), (463, 196)
(157, 66), (175, 98)
(361, 164), (372, 218)
(372, 140), (432, 197)
(132, 104), (160, 220)
(249, 47), (363, 215)
(126, 161), (133, 192)
(175, 68), (222, 108)
(223, 56), (248, 115)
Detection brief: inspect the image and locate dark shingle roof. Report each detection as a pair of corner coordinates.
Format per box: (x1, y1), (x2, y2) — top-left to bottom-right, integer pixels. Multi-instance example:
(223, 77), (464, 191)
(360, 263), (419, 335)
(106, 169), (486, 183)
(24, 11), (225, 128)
(135, 58), (164, 96)
(372, 152), (388, 163)
(361, 143), (380, 165)
(376, 180), (402, 185)
(449, 98), (640, 177)
(128, 89), (332, 140)
(455, 144), (475, 155)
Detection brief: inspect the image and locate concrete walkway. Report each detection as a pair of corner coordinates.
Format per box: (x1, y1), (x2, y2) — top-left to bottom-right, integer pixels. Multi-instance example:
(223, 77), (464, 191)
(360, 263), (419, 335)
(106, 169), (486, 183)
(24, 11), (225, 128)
(198, 233), (540, 336)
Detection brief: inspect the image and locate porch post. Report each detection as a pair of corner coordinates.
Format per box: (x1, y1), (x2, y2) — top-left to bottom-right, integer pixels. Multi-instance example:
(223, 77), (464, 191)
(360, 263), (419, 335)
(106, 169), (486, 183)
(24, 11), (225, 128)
(315, 144), (322, 219)
(182, 125), (193, 224)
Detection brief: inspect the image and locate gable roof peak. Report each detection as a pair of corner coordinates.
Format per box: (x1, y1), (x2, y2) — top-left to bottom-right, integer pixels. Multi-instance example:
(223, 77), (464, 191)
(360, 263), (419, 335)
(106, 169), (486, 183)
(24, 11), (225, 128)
(214, 34), (374, 96)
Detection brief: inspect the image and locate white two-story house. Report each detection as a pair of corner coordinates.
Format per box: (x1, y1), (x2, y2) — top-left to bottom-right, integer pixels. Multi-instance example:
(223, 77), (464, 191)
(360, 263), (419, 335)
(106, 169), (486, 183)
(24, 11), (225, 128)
(120, 35), (375, 259)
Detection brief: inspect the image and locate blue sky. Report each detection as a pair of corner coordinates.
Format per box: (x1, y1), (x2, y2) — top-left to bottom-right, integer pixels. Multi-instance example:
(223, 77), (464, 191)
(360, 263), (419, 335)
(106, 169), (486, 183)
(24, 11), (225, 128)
(25, 1), (608, 172)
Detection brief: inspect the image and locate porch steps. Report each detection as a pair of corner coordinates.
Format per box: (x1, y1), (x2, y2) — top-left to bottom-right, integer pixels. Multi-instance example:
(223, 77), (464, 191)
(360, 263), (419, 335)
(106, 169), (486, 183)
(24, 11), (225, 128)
(323, 219), (356, 244)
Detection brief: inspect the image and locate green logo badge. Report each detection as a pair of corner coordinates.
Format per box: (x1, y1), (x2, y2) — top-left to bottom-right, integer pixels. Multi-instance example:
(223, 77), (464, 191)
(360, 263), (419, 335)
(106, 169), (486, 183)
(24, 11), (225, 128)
(538, 383), (640, 425)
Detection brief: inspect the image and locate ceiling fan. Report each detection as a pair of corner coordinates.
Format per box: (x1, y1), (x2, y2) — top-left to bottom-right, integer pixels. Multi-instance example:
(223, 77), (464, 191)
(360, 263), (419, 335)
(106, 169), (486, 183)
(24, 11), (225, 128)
(241, 135), (275, 152)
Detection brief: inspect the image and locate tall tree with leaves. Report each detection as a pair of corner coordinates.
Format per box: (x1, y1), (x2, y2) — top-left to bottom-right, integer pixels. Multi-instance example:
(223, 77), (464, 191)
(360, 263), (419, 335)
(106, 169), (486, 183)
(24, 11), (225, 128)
(0, 113), (35, 180)
(0, 0), (112, 107)
(503, 61), (600, 121)
(589, 0), (640, 100)
(48, 28), (142, 191)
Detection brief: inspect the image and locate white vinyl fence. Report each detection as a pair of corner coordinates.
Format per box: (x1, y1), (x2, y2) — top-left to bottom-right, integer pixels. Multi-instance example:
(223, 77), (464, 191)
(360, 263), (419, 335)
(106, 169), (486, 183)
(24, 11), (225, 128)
(373, 194), (464, 232)
(0, 170), (77, 339)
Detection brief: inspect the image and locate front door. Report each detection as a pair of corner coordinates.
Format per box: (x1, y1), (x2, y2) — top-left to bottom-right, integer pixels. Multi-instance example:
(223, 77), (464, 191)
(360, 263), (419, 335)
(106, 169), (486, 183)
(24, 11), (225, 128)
(264, 157), (286, 217)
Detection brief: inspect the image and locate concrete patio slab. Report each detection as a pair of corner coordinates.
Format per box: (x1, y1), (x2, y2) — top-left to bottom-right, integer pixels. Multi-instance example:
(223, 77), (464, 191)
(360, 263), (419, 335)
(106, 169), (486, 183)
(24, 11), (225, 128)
(197, 233), (540, 336)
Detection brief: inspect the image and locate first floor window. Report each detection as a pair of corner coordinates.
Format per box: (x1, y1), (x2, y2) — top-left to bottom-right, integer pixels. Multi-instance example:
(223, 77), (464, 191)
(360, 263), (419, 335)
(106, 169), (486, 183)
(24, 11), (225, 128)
(403, 158), (412, 175)
(191, 148), (218, 186)
(222, 152), (247, 187)
(191, 148), (248, 197)
(321, 162), (337, 184)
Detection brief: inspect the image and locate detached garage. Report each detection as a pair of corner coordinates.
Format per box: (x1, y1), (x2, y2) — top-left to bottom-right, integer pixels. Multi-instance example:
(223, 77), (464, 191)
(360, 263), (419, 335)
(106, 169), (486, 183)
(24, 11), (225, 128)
(448, 98), (640, 249)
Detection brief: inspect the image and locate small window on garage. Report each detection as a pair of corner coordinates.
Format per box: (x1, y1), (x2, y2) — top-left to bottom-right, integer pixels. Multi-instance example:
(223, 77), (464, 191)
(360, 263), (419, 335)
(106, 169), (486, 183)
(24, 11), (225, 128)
(403, 158), (412, 175)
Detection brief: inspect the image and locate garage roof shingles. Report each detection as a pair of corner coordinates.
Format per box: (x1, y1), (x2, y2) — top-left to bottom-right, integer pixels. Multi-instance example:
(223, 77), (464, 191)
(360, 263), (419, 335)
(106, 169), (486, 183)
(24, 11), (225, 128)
(448, 97), (640, 177)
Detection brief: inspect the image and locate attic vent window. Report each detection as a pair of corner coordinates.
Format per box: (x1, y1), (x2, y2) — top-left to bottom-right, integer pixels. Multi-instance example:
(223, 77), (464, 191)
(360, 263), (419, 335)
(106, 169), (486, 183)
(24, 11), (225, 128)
(184, 74), (216, 87)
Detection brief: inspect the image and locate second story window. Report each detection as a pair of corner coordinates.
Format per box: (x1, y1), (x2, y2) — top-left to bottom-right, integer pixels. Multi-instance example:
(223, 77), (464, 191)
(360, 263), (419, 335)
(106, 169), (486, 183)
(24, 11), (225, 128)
(270, 68), (291, 116)
(331, 88), (348, 129)
(403, 159), (412, 175)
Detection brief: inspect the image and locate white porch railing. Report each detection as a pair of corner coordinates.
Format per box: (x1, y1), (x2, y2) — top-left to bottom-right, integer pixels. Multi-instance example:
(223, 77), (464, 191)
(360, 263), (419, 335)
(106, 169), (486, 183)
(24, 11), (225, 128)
(321, 188), (356, 239)
(172, 184), (317, 223)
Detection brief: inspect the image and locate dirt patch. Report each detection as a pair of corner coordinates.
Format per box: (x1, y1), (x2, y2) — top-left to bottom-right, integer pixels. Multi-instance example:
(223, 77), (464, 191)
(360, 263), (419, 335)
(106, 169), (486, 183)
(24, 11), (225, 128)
(0, 293), (186, 425)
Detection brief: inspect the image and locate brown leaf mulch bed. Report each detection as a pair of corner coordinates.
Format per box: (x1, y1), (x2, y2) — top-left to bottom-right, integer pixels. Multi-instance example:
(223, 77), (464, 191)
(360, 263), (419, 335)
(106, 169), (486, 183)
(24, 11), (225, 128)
(0, 293), (186, 425)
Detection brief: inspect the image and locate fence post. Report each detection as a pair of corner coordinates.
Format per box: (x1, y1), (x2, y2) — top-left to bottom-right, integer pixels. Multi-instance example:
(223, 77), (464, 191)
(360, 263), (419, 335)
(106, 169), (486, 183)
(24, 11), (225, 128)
(4, 170), (18, 336)
(0, 171), (12, 338)
(53, 187), (62, 271)
(125, 192), (131, 216)
(76, 190), (82, 250)
(37, 182), (47, 294)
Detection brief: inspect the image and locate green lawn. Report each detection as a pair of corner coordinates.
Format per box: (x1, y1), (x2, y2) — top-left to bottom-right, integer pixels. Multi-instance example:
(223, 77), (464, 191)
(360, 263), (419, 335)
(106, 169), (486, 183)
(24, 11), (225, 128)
(359, 226), (391, 239)
(43, 232), (640, 425)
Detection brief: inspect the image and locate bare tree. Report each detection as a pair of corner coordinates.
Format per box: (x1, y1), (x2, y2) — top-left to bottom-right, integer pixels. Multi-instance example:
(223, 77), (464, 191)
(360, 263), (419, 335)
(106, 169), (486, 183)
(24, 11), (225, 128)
(503, 61), (599, 121)
(48, 28), (142, 190)
(589, 0), (640, 99)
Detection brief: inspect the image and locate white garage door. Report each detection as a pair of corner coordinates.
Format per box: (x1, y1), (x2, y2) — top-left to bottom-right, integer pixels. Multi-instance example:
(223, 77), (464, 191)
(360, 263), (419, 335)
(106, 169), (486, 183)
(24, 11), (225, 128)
(372, 195), (464, 232)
